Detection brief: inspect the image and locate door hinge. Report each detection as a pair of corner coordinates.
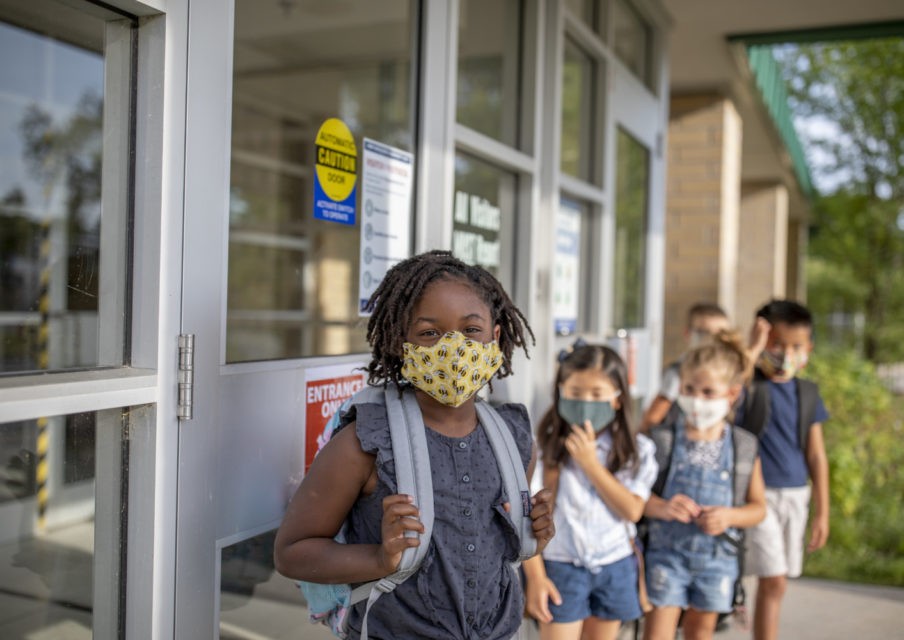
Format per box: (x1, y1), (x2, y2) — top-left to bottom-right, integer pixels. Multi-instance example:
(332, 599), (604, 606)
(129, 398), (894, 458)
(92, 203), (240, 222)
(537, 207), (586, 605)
(177, 333), (195, 420)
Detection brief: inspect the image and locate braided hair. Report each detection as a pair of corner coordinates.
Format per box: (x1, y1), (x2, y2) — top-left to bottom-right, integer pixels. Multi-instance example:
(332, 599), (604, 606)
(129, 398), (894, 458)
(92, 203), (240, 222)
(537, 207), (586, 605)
(363, 250), (535, 386)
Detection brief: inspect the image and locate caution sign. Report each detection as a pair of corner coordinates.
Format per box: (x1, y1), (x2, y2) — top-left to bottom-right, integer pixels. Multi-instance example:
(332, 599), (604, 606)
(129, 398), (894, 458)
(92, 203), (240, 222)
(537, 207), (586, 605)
(313, 118), (358, 225)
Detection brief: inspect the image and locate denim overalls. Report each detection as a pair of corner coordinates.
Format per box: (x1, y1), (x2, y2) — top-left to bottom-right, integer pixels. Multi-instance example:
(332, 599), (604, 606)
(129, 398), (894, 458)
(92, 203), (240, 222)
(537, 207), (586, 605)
(645, 418), (739, 612)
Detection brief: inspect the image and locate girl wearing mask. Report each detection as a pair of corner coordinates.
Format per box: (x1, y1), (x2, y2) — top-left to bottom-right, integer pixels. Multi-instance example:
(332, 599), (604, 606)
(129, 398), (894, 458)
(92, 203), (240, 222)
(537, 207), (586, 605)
(643, 331), (766, 640)
(524, 343), (658, 640)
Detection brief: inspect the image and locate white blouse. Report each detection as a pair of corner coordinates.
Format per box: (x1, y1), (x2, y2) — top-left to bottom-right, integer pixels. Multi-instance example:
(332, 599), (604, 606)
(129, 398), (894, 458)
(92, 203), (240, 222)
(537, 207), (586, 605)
(538, 430), (658, 570)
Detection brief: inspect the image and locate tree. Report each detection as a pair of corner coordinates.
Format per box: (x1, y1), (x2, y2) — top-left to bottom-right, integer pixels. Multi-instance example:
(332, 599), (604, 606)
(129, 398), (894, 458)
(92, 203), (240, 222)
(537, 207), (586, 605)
(776, 38), (904, 361)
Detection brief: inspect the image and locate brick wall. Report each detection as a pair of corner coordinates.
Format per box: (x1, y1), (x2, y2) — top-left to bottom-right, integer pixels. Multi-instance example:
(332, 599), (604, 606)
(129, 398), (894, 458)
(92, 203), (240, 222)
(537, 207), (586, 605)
(663, 94), (742, 364)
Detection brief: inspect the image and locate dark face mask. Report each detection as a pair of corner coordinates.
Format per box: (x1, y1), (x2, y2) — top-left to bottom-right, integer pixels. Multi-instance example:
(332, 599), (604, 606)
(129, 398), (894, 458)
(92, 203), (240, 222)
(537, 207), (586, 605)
(557, 397), (616, 431)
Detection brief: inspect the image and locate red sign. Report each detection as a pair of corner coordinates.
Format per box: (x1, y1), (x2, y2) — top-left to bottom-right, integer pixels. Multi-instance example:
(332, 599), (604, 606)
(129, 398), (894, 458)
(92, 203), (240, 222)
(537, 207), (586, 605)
(304, 371), (366, 472)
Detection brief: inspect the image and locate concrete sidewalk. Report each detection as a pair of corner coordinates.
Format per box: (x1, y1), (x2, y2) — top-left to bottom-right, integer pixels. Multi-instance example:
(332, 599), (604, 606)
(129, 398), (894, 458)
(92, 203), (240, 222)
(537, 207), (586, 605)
(708, 576), (904, 640)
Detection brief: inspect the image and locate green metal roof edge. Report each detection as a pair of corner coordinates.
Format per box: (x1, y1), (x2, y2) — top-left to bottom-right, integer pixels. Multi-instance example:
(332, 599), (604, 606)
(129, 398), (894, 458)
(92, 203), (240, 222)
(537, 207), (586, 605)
(728, 20), (904, 47)
(745, 45), (815, 199)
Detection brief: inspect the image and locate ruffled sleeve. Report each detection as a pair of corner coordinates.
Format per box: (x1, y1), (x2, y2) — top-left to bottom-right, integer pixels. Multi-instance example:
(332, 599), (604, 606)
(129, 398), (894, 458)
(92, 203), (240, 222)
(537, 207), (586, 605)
(352, 402), (398, 494)
(492, 402), (534, 471)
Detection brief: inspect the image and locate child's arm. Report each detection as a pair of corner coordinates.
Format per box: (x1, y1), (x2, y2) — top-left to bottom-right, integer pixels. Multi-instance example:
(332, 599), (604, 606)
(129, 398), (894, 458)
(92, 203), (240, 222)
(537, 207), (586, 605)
(695, 458), (766, 535)
(522, 460), (559, 623)
(640, 395), (672, 433)
(273, 421), (424, 583)
(566, 421), (646, 522)
(805, 422), (830, 552)
(522, 554), (561, 623)
(527, 445), (556, 555)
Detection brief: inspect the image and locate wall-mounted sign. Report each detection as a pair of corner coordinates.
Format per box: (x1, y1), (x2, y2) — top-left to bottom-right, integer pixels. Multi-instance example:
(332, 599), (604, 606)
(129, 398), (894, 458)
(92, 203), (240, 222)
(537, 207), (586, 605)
(303, 363), (367, 473)
(358, 138), (414, 314)
(554, 201), (581, 336)
(313, 117), (357, 225)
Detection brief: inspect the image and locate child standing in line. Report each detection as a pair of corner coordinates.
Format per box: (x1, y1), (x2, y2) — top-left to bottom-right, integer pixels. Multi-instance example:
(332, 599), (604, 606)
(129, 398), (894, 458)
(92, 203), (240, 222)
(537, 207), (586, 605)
(641, 303), (770, 432)
(734, 300), (830, 640)
(274, 250), (555, 640)
(643, 332), (766, 640)
(641, 303), (732, 432)
(523, 344), (658, 640)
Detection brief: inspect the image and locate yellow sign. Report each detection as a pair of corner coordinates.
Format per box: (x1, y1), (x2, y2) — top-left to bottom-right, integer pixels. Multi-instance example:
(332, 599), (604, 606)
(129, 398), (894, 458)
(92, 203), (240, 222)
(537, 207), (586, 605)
(315, 118), (357, 203)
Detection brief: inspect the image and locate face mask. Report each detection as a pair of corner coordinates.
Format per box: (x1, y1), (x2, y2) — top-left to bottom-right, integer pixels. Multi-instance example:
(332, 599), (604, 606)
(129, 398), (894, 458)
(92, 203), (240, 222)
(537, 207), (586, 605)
(557, 397), (617, 431)
(401, 331), (502, 407)
(676, 394), (730, 431)
(758, 349), (808, 380)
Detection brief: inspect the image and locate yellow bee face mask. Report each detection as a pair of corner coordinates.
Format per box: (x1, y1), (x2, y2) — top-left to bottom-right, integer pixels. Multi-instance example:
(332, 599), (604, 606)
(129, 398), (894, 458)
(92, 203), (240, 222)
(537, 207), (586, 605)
(401, 331), (503, 407)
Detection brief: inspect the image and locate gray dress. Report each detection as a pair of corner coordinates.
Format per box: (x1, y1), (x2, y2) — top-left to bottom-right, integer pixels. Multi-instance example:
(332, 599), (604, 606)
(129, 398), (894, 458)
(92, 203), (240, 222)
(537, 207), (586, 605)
(344, 402), (534, 640)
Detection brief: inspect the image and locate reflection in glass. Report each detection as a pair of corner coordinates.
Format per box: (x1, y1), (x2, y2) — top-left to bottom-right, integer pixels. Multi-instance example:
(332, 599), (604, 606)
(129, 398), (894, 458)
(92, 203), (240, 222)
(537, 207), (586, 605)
(452, 153), (516, 288)
(612, 0), (650, 85)
(560, 39), (596, 181)
(220, 530), (330, 639)
(564, 0), (597, 30)
(0, 405), (146, 638)
(456, 0), (522, 146)
(0, 6), (120, 374)
(613, 128), (649, 328)
(228, 0), (416, 362)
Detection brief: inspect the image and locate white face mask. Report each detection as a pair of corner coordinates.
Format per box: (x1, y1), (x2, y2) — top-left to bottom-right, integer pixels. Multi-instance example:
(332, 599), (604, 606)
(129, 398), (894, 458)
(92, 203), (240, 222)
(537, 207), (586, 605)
(676, 394), (730, 431)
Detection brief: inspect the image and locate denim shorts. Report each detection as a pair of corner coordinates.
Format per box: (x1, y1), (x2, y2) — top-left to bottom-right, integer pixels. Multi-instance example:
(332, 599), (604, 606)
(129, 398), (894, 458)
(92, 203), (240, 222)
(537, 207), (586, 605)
(544, 554), (642, 623)
(645, 548), (737, 613)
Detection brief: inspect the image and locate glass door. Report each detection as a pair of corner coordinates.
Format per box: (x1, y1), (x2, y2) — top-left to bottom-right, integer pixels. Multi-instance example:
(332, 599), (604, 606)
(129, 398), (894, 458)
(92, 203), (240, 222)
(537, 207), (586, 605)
(177, 0), (419, 636)
(0, 1), (151, 638)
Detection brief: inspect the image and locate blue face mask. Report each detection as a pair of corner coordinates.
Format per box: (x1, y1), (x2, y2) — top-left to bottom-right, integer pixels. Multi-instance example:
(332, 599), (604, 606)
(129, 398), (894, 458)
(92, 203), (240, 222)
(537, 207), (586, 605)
(557, 397), (617, 431)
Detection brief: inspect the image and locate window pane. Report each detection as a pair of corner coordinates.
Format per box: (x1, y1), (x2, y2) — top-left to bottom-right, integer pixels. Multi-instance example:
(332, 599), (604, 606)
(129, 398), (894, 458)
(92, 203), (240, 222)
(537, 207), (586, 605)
(0, 2), (129, 374)
(452, 153), (516, 289)
(560, 38), (595, 181)
(0, 404), (149, 638)
(613, 128), (649, 328)
(456, 0), (522, 146)
(612, 0), (650, 85)
(228, 1), (416, 362)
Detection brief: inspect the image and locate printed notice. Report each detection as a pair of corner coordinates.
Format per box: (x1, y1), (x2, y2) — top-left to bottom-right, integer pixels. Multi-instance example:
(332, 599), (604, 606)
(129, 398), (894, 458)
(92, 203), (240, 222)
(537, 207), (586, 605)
(358, 138), (414, 314)
(554, 201), (582, 336)
(313, 118), (358, 225)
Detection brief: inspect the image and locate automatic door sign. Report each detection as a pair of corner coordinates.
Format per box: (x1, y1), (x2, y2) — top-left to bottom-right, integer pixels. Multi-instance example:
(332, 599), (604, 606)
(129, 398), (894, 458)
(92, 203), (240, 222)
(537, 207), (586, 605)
(314, 117), (358, 225)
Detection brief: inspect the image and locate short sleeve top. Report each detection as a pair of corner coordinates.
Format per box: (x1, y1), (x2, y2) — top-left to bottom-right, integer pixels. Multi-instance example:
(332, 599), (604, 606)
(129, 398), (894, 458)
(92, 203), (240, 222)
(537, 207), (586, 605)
(542, 430), (658, 569)
(344, 401), (534, 640)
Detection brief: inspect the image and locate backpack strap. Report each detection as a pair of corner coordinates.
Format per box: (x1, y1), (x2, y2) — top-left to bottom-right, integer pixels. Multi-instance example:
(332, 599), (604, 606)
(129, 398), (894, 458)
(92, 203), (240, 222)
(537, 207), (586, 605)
(796, 378), (819, 453)
(740, 370), (771, 438)
(476, 400), (537, 562)
(730, 426), (758, 507)
(649, 421), (676, 497)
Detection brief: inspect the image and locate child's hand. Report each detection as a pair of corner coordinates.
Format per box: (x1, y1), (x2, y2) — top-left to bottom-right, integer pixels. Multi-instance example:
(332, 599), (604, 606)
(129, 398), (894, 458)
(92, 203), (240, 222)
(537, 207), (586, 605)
(695, 506), (730, 536)
(524, 572), (562, 624)
(378, 494), (424, 574)
(529, 489), (556, 554)
(564, 421), (599, 470)
(665, 494), (701, 523)
(807, 514), (829, 552)
(748, 316), (771, 361)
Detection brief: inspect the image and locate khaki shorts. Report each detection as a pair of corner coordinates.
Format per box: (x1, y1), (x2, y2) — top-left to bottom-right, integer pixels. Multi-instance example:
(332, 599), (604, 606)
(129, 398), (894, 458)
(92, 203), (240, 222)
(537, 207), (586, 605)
(745, 486), (811, 578)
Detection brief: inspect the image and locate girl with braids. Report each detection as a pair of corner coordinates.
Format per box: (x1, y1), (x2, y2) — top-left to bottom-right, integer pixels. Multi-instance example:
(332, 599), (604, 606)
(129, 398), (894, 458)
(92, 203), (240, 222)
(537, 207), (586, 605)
(275, 250), (555, 640)
(642, 331), (766, 640)
(523, 343), (658, 640)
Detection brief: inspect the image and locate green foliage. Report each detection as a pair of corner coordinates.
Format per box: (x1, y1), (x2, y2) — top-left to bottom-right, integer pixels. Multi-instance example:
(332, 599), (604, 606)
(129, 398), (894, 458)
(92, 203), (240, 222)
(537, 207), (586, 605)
(801, 349), (904, 585)
(776, 39), (904, 362)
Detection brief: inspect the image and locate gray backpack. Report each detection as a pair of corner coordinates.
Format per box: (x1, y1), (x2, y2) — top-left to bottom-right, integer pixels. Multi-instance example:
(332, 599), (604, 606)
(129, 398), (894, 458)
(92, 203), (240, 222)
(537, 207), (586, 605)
(298, 383), (537, 639)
